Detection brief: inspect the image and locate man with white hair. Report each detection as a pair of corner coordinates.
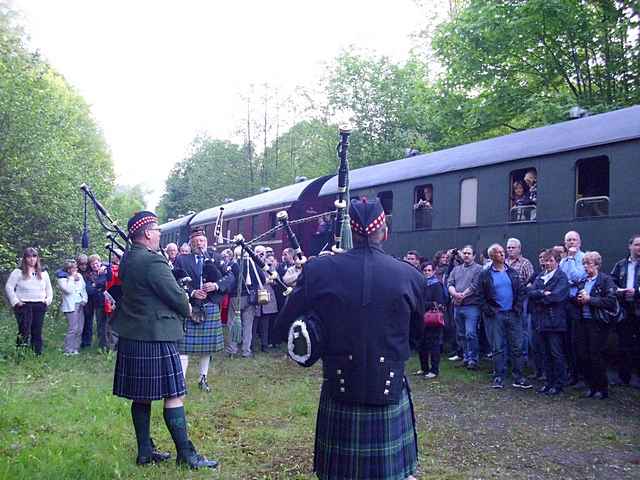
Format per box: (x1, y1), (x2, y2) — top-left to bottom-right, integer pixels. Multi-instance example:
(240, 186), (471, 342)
(164, 243), (178, 266)
(478, 243), (530, 390)
(560, 230), (587, 386)
(505, 238), (536, 369)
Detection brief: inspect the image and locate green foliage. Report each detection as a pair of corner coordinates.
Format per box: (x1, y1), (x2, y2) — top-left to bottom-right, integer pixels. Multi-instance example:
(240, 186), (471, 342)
(157, 136), (248, 223)
(0, 4), (126, 275)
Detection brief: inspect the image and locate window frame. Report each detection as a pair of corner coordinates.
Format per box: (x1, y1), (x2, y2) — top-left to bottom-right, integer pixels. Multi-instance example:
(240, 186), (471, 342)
(459, 177), (478, 227)
(575, 155), (610, 219)
(508, 167), (537, 223)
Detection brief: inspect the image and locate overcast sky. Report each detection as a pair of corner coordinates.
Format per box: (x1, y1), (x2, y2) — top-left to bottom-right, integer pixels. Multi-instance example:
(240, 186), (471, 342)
(13, 0), (428, 208)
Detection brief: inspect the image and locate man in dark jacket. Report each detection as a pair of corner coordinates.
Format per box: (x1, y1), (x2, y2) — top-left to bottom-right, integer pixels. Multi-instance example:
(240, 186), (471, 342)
(479, 243), (531, 390)
(610, 234), (640, 385)
(112, 211), (217, 470)
(274, 198), (425, 480)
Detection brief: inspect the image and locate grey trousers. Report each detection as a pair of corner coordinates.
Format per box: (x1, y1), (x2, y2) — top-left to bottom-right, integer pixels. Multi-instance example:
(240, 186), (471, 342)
(64, 304), (84, 353)
(227, 296), (256, 356)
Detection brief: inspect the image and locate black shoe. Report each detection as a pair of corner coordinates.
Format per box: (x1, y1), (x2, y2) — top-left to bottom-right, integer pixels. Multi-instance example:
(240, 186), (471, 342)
(592, 391), (608, 400)
(491, 377), (504, 389)
(136, 439), (171, 465)
(546, 387), (563, 396)
(584, 389), (596, 398)
(198, 375), (210, 393)
(537, 385), (550, 394)
(176, 441), (218, 469)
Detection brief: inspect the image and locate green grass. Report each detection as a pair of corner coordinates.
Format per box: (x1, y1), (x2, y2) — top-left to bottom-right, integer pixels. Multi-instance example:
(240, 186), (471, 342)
(1, 310), (639, 479)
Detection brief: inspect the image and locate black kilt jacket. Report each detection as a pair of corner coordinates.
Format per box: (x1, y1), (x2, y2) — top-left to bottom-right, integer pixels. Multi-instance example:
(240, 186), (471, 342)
(275, 244), (426, 405)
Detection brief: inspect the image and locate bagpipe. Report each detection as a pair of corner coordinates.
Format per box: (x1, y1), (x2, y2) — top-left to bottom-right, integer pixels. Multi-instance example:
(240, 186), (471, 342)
(276, 126), (353, 367)
(80, 183), (130, 262)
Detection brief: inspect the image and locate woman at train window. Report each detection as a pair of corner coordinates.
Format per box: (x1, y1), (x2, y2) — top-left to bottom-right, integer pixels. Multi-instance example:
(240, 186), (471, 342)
(528, 249), (570, 395)
(575, 251), (618, 399)
(4, 247), (53, 355)
(511, 181), (529, 208)
(413, 185), (433, 210)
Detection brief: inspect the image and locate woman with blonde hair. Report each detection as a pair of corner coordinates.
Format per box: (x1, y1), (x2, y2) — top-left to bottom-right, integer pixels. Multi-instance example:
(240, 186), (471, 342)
(5, 247), (53, 355)
(58, 259), (88, 355)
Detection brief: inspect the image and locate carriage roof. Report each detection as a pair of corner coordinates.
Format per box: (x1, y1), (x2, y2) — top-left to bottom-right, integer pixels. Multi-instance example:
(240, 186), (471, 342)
(320, 105), (640, 196)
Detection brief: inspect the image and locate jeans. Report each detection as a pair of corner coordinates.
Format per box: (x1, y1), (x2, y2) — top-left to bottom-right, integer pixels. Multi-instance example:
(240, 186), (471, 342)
(15, 301), (47, 355)
(455, 305), (481, 364)
(540, 331), (567, 389)
(521, 302), (531, 363)
(491, 310), (524, 380)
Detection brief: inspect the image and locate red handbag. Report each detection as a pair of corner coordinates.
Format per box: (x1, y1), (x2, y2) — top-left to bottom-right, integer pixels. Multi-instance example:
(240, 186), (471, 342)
(423, 308), (445, 328)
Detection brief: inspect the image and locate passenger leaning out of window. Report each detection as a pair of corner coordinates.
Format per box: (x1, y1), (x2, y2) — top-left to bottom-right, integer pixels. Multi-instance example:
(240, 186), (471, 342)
(4, 247), (53, 355)
(413, 185), (433, 210)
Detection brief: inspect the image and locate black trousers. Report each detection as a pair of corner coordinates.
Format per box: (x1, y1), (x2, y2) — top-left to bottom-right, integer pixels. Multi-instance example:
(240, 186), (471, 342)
(616, 310), (640, 383)
(419, 327), (443, 374)
(575, 318), (611, 393)
(14, 301), (47, 355)
(81, 298), (95, 347)
(564, 302), (581, 379)
(540, 331), (567, 389)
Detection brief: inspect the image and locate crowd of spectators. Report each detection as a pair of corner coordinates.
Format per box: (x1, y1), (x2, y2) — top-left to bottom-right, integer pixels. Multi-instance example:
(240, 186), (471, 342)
(4, 228), (639, 402)
(404, 230), (640, 399)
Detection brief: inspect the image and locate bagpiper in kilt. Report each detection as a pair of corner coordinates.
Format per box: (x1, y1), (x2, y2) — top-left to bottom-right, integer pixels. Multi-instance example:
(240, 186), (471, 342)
(173, 227), (234, 392)
(275, 199), (426, 480)
(111, 211), (218, 470)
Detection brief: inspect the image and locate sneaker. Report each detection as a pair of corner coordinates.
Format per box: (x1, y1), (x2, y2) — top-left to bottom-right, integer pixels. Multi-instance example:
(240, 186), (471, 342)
(448, 355), (462, 361)
(512, 378), (533, 389)
(413, 370), (424, 376)
(492, 377), (504, 389)
(63, 352), (74, 357)
(198, 375), (211, 393)
(424, 372), (438, 379)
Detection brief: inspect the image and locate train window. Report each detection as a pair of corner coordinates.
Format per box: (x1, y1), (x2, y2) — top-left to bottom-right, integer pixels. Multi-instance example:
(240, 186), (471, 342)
(236, 217), (243, 236)
(251, 215), (258, 239)
(269, 211), (277, 239)
(509, 168), (537, 222)
(576, 156), (609, 218)
(459, 178), (478, 226)
(413, 184), (433, 230)
(377, 191), (393, 232)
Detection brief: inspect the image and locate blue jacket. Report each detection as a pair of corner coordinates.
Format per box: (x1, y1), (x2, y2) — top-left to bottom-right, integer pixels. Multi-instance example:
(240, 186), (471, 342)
(528, 269), (570, 332)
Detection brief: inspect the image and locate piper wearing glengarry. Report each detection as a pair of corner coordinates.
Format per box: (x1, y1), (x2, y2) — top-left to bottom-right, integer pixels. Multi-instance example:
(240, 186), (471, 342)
(274, 198), (426, 480)
(173, 227), (234, 392)
(111, 211), (218, 470)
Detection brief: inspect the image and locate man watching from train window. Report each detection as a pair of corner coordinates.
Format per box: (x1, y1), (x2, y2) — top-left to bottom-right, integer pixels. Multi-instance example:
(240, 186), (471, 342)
(559, 230), (587, 387)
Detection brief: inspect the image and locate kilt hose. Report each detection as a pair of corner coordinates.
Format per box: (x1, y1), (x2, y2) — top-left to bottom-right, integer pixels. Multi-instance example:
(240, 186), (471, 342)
(178, 303), (224, 355)
(113, 338), (186, 401)
(314, 379), (418, 480)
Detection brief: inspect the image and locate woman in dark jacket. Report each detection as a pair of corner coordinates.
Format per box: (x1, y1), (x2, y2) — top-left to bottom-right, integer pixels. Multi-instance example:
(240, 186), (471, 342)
(416, 262), (446, 378)
(528, 249), (570, 395)
(575, 251), (618, 399)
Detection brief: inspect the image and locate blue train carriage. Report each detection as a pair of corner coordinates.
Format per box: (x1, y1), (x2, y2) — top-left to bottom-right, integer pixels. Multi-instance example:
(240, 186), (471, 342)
(159, 213), (196, 248)
(187, 175), (334, 255)
(319, 105), (640, 268)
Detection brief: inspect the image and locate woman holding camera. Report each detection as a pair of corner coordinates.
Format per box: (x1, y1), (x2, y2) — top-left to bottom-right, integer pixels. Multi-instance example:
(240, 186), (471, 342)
(575, 251), (617, 399)
(5, 247), (53, 355)
(58, 259), (88, 355)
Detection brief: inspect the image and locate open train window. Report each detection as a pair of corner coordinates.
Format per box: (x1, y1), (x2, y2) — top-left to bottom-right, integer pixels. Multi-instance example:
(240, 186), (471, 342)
(576, 156), (609, 218)
(460, 178), (478, 226)
(236, 217), (243, 236)
(251, 215), (258, 239)
(377, 191), (393, 232)
(509, 167), (537, 222)
(413, 184), (433, 230)
(268, 211), (278, 239)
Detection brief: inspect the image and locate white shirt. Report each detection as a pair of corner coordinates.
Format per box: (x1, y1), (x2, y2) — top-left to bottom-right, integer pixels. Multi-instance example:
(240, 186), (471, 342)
(541, 268), (557, 285)
(5, 269), (53, 307)
(627, 260), (637, 290)
(58, 275), (88, 313)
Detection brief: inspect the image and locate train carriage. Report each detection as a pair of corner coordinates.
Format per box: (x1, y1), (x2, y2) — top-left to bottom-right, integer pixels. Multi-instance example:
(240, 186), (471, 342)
(319, 105), (640, 267)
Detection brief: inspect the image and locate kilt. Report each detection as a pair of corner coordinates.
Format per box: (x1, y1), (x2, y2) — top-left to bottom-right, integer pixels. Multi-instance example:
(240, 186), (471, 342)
(178, 302), (224, 355)
(113, 338), (186, 401)
(314, 379), (418, 480)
